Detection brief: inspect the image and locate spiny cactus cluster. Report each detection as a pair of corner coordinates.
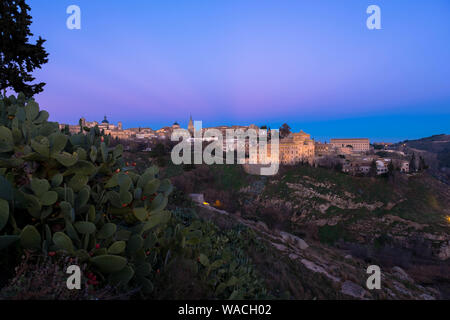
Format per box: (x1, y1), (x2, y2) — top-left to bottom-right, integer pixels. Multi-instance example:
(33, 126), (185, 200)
(0, 93), (173, 292)
(168, 208), (270, 299)
(0, 93), (270, 299)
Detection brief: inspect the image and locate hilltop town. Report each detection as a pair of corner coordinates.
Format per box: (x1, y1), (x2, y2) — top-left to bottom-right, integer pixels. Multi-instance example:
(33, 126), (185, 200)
(60, 115), (417, 177)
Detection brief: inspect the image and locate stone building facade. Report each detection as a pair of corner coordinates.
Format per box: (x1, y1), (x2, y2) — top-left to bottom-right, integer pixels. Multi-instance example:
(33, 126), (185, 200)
(266, 130), (315, 164)
(330, 138), (370, 152)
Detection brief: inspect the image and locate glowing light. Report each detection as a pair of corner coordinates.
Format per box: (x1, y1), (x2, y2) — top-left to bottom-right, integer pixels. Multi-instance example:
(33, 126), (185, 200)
(203, 202), (210, 206)
(446, 216), (450, 223)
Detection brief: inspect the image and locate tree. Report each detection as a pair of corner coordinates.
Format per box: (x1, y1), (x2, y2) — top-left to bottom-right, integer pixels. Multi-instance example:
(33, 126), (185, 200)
(409, 153), (416, 172)
(279, 123), (291, 138)
(418, 156), (428, 171)
(369, 160), (377, 177)
(388, 160), (394, 173)
(0, 0), (49, 97)
(334, 162), (343, 172)
(387, 160), (395, 182)
(151, 143), (166, 158)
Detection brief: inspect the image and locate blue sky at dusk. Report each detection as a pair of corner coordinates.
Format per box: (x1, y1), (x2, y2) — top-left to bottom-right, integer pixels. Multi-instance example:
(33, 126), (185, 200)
(26, 0), (450, 142)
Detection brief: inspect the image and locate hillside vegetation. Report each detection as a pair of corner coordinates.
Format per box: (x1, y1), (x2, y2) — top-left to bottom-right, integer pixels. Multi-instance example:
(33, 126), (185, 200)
(153, 158), (450, 298)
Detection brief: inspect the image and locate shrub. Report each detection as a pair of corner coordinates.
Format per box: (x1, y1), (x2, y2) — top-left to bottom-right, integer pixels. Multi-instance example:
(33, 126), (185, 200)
(0, 253), (136, 300)
(317, 225), (347, 245)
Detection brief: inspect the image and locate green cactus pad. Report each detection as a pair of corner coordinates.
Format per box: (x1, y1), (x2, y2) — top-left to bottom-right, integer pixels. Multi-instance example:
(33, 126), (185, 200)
(90, 255), (127, 273)
(104, 174), (119, 188)
(53, 232), (74, 253)
(126, 234), (143, 255)
(149, 194), (168, 213)
(87, 205), (96, 222)
(74, 187), (90, 209)
(108, 241), (126, 254)
(25, 101), (39, 121)
(89, 145), (97, 163)
(106, 190), (122, 208)
(74, 221), (96, 234)
(132, 207), (147, 222)
(31, 137), (50, 157)
(113, 144), (123, 159)
(109, 265), (134, 286)
(75, 147), (87, 161)
(119, 189), (133, 206)
(143, 179), (160, 196)
(68, 174), (89, 192)
(49, 132), (68, 155)
(65, 222), (81, 244)
(142, 210), (171, 232)
(51, 173), (63, 187)
(140, 277), (154, 294)
(30, 178), (50, 197)
(100, 142), (108, 162)
(40, 190), (58, 206)
(0, 176), (13, 201)
(133, 187), (142, 200)
(20, 225), (42, 250)
(33, 110), (49, 124)
(64, 160), (97, 176)
(52, 151), (79, 167)
(135, 262), (152, 277)
(0, 126), (14, 153)
(0, 199), (9, 231)
(117, 172), (132, 191)
(198, 253), (210, 267)
(97, 223), (117, 239)
(23, 193), (42, 218)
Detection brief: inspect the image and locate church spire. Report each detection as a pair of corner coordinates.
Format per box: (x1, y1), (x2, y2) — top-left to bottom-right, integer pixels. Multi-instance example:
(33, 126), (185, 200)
(188, 114), (194, 133)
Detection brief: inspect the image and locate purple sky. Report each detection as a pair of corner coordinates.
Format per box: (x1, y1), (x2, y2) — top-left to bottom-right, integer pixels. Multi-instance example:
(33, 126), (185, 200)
(26, 0), (450, 141)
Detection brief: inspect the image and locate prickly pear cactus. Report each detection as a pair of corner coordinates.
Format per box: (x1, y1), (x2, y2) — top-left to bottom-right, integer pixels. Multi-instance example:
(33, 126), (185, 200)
(0, 93), (173, 291)
(0, 93), (269, 299)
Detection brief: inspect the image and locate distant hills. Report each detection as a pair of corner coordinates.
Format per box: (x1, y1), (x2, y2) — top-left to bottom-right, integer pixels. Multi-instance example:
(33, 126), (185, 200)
(393, 134), (450, 184)
(397, 134), (450, 153)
